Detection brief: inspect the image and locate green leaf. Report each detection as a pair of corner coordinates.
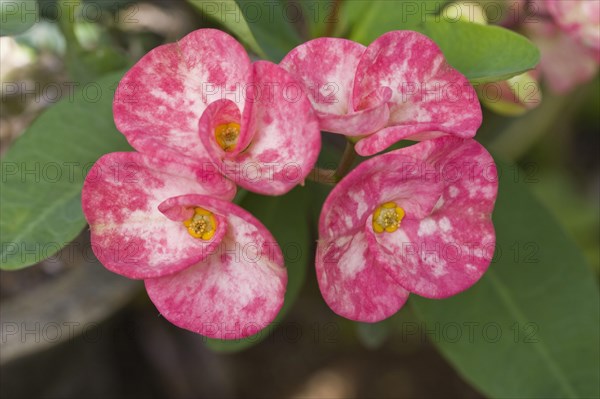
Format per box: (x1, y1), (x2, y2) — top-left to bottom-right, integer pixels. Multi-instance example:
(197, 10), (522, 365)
(347, 0), (450, 44)
(234, 0), (302, 62)
(0, 0), (38, 36)
(186, 0), (266, 58)
(411, 159), (600, 398)
(297, 0), (339, 38)
(0, 71), (131, 270)
(416, 20), (540, 82)
(55, 1), (128, 83)
(204, 186), (311, 351)
(187, 0), (302, 62)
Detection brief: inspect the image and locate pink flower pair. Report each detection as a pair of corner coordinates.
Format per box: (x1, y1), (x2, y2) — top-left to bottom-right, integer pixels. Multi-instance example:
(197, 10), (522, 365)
(83, 27), (497, 337)
(282, 33), (497, 322)
(83, 29), (321, 339)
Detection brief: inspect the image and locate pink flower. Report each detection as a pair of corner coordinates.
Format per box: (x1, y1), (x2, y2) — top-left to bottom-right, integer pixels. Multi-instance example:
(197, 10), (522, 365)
(280, 31), (482, 156)
(315, 137), (497, 322)
(520, 0), (599, 93)
(114, 29), (321, 195)
(82, 152), (287, 339)
(545, 0), (600, 51)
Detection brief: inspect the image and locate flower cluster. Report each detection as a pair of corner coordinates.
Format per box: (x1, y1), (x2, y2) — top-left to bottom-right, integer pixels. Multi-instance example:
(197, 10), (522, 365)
(83, 29), (320, 339)
(283, 32), (497, 322)
(83, 28), (498, 337)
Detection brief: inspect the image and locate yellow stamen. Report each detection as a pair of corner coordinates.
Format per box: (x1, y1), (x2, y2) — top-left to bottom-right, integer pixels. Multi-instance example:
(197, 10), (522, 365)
(215, 122), (241, 152)
(183, 207), (217, 240)
(372, 201), (405, 234)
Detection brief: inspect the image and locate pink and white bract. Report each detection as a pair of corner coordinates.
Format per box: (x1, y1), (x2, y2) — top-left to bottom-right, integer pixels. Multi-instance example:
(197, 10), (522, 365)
(114, 29), (321, 195)
(522, 0), (599, 93)
(280, 31), (482, 156)
(316, 137), (498, 322)
(545, 0), (600, 52)
(82, 152), (287, 339)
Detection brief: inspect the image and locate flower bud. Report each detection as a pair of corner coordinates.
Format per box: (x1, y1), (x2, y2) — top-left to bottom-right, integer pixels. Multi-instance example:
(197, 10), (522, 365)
(477, 71), (542, 116)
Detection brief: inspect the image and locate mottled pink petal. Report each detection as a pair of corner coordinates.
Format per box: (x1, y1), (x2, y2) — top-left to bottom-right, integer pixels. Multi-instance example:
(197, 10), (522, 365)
(316, 99), (390, 136)
(367, 138), (497, 298)
(316, 231), (409, 322)
(227, 61), (321, 195)
(113, 29), (251, 167)
(526, 21), (599, 93)
(319, 144), (445, 239)
(82, 152), (236, 279)
(280, 38), (391, 136)
(352, 31), (481, 155)
(354, 124), (446, 156)
(145, 195), (286, 339)
(546, 0), (600, 51)
(279, 38), (365, 117)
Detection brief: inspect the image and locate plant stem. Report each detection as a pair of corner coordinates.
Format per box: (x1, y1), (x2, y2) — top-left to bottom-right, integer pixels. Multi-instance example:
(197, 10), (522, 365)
(57, 0), (80, 45)
(306, 167), (336, 186)
(335, 140), (357, 180)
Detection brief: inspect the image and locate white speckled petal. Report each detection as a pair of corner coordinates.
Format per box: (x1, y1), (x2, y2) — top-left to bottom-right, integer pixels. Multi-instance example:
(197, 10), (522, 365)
(279, 37), (365, 116)
(352, 31), (482, 155)
(319, 141), (445, 240)
(113, 29), (251, 166)
(226, 61), (321, 195)
(546, 0), (600, 51)
(81, 152), (236, 279)
(368, 138), (498, 298)
(145, 195), (286, 339)
(279, 38), (392, 136)
(316, 230), (409, 322)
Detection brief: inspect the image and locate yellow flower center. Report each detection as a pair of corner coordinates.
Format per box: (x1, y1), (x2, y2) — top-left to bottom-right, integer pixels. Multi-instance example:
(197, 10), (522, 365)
(372, 202), (405, 233)
(183, 207), (217, 240)
(215, 122), (241, 152)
